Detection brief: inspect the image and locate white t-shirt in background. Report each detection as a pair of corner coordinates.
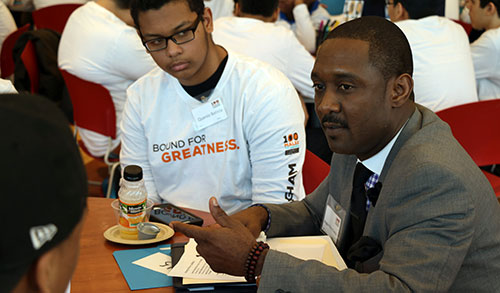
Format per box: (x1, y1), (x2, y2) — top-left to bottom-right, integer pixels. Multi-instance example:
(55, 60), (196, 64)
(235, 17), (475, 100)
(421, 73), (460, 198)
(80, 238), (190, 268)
(58, 1), (156, 157)
(0, 78), (17, 94)
(121, 52), (306, 214)
(396, 16), (478, 112)
(213, 16), (315, 102)
(0, 1), (17, 76)
(204, 0), (233, 20)
(470, 26), (500, 101)
(33, 0), (88, 10)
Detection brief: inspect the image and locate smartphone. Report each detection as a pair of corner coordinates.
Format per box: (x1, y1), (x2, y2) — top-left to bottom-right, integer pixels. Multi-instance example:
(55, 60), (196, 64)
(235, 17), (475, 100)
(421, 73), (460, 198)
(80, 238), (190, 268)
(150, 203), (204, 226)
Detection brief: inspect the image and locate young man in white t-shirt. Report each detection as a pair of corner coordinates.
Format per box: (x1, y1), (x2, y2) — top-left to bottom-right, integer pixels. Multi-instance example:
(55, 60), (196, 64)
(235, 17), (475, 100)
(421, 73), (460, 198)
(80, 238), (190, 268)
(123, 0), (306, 214)
(467, 0), (500, 100)
(387, 0), (478, 111)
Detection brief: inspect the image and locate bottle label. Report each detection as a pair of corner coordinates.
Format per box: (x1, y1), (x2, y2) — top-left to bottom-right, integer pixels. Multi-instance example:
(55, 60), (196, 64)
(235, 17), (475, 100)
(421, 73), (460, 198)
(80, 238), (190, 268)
(119, 199), (147, 229)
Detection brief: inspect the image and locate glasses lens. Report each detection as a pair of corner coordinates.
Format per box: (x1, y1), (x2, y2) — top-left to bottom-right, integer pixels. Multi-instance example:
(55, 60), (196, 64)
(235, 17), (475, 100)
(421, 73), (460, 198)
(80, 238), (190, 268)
(145, 39), (167, 52)
(172, 29), (195, 44)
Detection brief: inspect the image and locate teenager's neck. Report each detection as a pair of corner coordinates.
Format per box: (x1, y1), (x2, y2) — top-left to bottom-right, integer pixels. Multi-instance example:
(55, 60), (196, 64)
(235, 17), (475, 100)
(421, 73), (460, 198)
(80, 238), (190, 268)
(181, 44), (227, 87)
(487, 16), (500, 30)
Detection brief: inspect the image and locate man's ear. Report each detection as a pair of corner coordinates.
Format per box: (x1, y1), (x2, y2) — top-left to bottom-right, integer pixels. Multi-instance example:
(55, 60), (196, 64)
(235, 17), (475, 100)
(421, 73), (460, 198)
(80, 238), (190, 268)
(486, 2), (498, 17)
(203, 7), (214, 33)
(271, 7), (279, 22)
(393, 2), (409, 21)
(33, 252), (54, 293)
(234, 2), (242, 16)
(390, 73), (413, 107)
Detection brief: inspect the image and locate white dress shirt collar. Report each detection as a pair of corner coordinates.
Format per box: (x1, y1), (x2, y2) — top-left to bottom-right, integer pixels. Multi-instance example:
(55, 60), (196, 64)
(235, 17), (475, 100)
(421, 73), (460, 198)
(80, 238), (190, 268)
(358, 122), (407, 176)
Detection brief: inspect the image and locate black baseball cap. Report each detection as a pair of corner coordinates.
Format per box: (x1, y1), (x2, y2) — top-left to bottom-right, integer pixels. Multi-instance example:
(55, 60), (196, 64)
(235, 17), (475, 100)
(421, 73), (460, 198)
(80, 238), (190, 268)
(0, 94), (88, 292)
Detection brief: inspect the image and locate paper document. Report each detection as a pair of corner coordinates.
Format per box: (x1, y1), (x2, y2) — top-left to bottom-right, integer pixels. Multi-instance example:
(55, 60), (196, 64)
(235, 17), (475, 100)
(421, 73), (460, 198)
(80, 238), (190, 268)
(169, 235), (346, 284)
(168, 239), (246, 282)
(132, 251), (172, 276)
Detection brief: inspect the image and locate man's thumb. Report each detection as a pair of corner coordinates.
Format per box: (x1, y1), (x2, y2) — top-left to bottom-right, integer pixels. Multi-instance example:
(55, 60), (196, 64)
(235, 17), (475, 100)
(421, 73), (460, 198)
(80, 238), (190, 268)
(209, 197), (237, 228)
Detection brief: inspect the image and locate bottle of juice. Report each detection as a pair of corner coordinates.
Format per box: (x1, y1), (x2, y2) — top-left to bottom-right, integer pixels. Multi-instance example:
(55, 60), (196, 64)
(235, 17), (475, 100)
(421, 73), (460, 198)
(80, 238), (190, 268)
(118, 165), (147, 239)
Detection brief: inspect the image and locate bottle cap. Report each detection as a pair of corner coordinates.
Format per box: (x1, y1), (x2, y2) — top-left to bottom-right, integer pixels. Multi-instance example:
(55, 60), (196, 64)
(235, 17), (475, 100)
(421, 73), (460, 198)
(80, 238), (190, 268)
(123, 165), (143, 181)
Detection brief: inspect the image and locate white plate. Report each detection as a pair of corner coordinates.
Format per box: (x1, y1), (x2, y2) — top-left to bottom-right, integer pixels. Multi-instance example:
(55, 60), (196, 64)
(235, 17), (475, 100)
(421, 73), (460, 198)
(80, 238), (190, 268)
(103, 222), (174, 245)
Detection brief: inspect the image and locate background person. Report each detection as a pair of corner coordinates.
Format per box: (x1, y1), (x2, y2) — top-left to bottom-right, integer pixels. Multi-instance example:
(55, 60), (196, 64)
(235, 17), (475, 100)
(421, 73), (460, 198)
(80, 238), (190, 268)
(58, 0), (157, 158)
(467, 0), (500, 100)
(276, 0), (333, 53)
(212, 0), (315, 110)
(387, 0), (478, 111)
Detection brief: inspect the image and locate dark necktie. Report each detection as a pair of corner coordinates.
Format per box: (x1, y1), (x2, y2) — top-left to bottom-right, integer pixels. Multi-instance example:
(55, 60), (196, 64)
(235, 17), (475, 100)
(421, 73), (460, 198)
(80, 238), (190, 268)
(346, 163), (373, 253)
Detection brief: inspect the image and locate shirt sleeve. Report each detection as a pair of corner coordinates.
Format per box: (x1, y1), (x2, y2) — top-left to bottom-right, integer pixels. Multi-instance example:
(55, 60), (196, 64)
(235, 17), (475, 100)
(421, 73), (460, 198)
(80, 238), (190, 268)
(284, 29), (315, 100)
(120, 84), (161, 203)
(470, 32), (498, 80)
(243, 69), (306, 206)
(292, 3), (317, 54)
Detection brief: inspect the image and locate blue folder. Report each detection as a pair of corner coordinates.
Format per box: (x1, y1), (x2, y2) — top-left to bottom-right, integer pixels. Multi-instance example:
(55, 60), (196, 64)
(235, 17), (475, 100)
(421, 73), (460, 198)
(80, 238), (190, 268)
(113, 244), (173, 290)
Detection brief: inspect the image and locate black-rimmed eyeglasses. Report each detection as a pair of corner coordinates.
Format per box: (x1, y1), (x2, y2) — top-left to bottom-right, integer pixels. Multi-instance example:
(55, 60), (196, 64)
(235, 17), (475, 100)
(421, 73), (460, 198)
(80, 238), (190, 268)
(143, 17), (201, 52)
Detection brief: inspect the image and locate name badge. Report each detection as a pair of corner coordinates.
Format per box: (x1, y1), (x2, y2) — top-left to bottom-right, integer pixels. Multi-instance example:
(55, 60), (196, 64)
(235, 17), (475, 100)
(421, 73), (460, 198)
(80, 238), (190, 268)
(321, 195), (346, 245)
(191, 98), (227, 131)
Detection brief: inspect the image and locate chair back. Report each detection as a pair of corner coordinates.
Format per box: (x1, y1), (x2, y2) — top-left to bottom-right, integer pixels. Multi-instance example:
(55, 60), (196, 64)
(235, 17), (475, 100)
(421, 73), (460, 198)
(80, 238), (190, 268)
(451, 19), (472, 36)
(20, 40), (39, 93)
(1, 24), (30, 79)
(436, 100), (500, 167)
(32, 3), (82, 34)
(303, 149), (330, 194)
(60, 69), (116, 139)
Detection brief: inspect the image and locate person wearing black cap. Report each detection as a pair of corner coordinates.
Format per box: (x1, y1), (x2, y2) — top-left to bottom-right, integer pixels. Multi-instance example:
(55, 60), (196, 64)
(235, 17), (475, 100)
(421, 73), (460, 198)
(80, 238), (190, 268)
(0, 93), (88, 292)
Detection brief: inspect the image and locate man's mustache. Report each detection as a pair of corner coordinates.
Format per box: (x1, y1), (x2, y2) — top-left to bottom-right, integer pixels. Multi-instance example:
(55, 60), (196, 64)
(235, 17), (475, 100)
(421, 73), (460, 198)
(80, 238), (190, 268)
(321, 114), (348, 128)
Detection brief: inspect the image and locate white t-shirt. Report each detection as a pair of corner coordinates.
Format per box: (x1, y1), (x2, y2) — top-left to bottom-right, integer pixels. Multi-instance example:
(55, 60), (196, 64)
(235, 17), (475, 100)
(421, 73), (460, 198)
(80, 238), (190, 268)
(204, 0), (233, 20)
(58, 2), (156, 157)
(0, 1), (17, 75)
(120, 52), (306, 214)
(213, 16), (315, 102)
(33, 0), (88, 10)
(0, 78), (17, 93)
(396, 16), (478, 112)
(470, 27), (500, 101)
(276, 3), (331, 54)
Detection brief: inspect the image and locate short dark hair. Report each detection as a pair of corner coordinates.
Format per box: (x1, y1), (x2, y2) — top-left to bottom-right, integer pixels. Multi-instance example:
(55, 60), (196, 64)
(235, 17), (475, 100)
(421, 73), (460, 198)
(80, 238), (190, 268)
(393, 0), (443, 19)
(480, 0), (500, 17)
(238, 0), (278, 17)
(130, 0), (205, 29)
(326, 16), (413, 90)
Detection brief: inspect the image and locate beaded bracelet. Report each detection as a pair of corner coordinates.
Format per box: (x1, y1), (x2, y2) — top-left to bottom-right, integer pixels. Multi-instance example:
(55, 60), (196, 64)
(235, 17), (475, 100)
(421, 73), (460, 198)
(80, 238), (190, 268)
(251, 204), (272, 233)
(244, 241), (269, 283)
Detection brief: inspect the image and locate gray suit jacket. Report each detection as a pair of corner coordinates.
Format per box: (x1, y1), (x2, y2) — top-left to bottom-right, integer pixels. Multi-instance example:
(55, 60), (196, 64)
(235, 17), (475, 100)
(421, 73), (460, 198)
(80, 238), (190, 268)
(259, 105), (500, 292)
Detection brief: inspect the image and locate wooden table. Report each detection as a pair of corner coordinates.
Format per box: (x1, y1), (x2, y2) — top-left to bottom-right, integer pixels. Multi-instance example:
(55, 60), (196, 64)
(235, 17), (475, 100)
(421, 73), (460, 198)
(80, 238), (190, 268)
(71, 197), (213, 292)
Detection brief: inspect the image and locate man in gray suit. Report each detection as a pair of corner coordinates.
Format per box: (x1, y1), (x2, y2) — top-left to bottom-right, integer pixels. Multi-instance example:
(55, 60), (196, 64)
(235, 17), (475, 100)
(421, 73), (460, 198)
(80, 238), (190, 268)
(173, 16), (500, 292)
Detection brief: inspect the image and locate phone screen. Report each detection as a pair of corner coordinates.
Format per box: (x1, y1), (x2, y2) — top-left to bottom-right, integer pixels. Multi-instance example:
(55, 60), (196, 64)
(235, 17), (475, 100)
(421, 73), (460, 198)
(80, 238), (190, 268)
(150, 204), (203, 226)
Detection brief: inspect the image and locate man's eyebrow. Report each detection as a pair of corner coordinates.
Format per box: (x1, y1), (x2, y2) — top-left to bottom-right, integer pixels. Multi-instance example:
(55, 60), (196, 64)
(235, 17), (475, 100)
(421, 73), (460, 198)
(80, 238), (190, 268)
(142, 20), (193, 38)
(311, 71), (358, 81)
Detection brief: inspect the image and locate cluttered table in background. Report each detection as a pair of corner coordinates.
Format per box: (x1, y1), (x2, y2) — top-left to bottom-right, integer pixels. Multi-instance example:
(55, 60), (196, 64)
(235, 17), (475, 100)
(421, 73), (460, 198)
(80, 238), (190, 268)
(72, 197), (214, 292)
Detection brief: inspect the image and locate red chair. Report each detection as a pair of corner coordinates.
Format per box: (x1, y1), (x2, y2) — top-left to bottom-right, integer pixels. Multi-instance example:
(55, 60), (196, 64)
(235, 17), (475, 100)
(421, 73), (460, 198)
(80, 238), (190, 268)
(436, 100), (500, 197)
(451, 19), (473, 36)
(32, 3), (82, 34)
(20, 40), (39, 93)
(60, 69), (119, 197)
(303, 149), (330, 194)
(1, 23), (30, 79)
